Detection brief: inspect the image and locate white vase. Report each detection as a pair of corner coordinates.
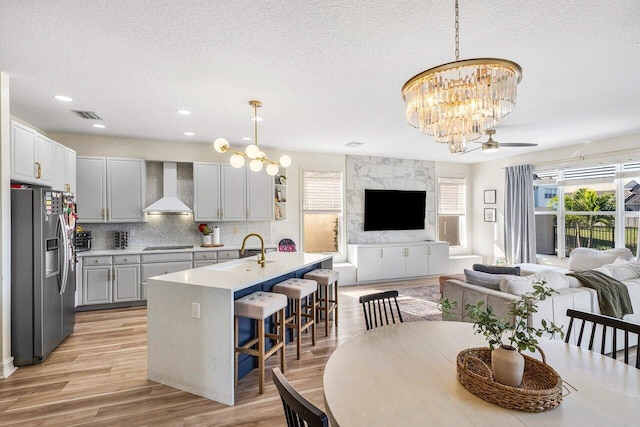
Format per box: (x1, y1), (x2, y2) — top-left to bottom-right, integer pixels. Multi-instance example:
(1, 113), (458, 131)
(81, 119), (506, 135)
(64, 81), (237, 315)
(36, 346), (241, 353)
(491, 345), (524, 387)
(203, 235), (213, 245)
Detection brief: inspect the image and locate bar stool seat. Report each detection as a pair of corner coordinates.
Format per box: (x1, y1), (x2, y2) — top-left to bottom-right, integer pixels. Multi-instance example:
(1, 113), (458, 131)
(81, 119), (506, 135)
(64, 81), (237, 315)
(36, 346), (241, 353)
(273, 278), (317, 359)
(234, 291), (287, 394)
(304, 269), (339, 336)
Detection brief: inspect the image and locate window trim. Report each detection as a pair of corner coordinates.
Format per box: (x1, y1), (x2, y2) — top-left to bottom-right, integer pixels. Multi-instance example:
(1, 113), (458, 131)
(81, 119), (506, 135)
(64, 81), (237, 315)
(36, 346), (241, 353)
(437, 174), (468, 252)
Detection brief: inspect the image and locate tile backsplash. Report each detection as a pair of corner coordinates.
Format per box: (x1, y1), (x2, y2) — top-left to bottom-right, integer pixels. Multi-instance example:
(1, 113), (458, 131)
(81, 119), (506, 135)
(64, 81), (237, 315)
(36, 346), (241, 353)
(80, 162), (272, 249)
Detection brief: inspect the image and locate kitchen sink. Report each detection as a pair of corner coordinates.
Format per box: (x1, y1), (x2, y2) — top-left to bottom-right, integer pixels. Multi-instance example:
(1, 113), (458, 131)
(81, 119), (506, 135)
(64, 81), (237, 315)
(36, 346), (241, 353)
(213, 260), (275, 273)
(143, 245), (193, 251)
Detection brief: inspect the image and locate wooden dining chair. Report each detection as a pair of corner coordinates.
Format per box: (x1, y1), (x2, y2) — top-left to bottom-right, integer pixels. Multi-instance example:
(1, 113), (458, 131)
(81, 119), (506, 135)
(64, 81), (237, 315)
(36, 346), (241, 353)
(359, 290), (403, 330)
(565, 309), (640, 368)
(272, 367), (328, 427)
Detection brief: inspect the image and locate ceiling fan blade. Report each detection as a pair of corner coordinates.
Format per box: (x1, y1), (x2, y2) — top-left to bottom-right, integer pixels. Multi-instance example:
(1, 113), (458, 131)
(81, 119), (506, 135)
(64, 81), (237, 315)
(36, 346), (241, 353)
(497, 143), (538, 147)
(459, 146), (482, 155)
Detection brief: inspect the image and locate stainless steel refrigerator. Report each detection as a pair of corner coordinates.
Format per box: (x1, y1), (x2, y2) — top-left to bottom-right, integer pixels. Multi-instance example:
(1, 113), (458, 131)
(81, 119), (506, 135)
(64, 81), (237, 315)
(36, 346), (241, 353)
(11, 187), (76, 366)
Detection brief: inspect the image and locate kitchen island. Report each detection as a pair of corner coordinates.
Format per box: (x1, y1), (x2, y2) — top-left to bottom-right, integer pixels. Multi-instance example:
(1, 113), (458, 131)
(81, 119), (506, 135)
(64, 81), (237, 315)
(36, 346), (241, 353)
(146, 251), (333, 405)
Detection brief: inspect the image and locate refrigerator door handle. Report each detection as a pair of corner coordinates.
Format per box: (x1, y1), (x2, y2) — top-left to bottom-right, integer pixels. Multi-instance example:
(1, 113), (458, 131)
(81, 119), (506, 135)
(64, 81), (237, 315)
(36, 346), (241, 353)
(57, 214), (70, 295)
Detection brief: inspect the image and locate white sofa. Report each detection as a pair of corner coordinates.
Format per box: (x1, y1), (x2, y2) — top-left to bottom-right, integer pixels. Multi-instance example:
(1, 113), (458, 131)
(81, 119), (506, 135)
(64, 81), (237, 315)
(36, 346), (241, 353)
(442, 248), (640, 352)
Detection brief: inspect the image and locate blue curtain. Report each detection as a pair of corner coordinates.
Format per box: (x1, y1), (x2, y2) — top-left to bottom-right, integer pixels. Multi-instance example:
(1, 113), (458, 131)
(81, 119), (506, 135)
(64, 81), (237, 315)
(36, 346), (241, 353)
(504, 164), (536, 263)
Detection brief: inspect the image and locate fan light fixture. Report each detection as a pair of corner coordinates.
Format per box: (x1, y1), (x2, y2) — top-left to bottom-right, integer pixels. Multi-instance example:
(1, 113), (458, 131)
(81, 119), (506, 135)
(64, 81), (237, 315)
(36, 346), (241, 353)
(401, 0), (522, 154)
(213, 100), (291, 175)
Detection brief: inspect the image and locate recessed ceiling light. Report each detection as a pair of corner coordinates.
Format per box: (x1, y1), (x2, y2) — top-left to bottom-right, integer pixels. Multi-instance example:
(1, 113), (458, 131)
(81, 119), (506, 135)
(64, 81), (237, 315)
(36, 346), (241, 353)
(92, 124), (105, 129)
(54, 95), (72, 102)
(242, 137), (252, 141)
(184, 132), (195, 136)
(345, 141), (364, 148)
(251, 116), (263, 122)
(177, 110), (191, 115)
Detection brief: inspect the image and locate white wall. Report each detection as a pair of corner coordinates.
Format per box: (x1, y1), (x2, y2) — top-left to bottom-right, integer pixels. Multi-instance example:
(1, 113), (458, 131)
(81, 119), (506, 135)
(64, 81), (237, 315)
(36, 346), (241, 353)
(471, 134), (640, 260)
(0, 72), (16, 378)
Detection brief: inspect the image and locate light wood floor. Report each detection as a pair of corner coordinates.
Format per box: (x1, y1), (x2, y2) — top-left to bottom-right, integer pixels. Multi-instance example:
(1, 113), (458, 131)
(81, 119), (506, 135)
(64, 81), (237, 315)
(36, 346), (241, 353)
(0, 279), (436, 426)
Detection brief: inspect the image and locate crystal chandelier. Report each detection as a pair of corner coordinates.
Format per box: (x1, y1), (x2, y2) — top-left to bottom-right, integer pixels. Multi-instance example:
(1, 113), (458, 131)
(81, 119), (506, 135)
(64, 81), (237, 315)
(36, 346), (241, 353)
(213, 100), (292, 175)
(401, 0), (522, 154)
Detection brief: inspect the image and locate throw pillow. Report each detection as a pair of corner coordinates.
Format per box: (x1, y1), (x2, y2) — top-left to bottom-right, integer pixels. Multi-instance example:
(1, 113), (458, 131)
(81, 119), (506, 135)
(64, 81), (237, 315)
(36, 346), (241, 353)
(499, 270), (570, 296)
(464, 269), (515, 291)
(568, 247), (633, 272)
(472, 264), (521, 276)
(599, 260), (640, 281)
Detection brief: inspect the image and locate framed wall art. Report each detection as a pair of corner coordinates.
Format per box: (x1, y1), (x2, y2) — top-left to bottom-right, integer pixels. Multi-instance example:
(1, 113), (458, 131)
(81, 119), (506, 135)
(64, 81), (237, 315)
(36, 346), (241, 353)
(484, 189), (496, 204)
(484, 208), (496, 222)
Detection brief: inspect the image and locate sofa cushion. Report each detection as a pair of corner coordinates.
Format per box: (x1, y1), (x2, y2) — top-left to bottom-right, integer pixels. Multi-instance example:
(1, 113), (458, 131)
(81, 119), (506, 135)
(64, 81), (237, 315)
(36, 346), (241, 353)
(600, 259), (640, 281)
(463, 269), (515, 291)
(499, 270), (570, 296)
(472, 264), (521, 276)
(568, 247), (633, 272)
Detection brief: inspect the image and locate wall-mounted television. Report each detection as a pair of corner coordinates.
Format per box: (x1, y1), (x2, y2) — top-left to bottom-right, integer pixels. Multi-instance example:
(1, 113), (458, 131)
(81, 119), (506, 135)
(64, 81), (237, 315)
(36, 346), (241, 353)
(364, 189), (426, 231)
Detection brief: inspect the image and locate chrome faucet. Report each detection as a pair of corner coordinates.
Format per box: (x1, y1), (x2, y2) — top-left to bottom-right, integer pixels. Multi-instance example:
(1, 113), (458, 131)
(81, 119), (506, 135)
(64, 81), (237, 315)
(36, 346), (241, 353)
(240, 233), (266, 267)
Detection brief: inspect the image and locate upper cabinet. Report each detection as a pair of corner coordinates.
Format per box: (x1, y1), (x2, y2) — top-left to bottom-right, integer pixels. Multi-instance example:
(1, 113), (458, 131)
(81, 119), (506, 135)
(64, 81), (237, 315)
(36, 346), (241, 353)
(246, 168), (273, 221)
(11, 121), (54, 187)
(220, 164), (246, 221)
(76, 156), (146, 223)
(193, 162), (273, 222)
(193, 162), (221, 222)
(53, 142), (77, 193)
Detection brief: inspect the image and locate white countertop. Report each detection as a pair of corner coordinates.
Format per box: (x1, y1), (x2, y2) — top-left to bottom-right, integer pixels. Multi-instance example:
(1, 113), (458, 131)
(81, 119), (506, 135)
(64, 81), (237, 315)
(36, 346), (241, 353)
(148, 252), (332, 291)
(347, 240), (448, 247)
(77, 244), (276, 257)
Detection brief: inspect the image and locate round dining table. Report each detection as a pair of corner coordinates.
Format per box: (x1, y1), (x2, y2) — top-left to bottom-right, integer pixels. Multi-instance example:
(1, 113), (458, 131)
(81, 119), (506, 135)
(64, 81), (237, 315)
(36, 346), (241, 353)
(323, 321), (640, 426)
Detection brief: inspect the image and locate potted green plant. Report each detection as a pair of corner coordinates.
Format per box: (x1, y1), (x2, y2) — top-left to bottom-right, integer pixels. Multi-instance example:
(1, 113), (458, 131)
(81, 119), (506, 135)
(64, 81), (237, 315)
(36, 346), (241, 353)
(439, 282), (564, 387)
(198, 223), (212, 245)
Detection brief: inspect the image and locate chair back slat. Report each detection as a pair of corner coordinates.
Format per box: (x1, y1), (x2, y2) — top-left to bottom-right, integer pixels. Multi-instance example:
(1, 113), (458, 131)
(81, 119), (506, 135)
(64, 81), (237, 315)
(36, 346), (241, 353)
(565, 309), (640, 369)
(359, 290), (403, 331)
(272, 368), (329, 427)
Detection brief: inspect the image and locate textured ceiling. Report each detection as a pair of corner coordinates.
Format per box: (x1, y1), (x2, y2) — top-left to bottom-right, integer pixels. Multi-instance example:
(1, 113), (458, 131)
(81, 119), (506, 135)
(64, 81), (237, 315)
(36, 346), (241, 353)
(1, 0), (639, 163)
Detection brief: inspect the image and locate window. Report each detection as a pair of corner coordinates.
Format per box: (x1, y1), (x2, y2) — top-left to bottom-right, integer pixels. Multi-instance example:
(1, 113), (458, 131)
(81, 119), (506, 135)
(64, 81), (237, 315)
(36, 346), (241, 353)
(534, 163), (640, 258)
(437, 177), (466, 247)
(302, 171), (343, 254)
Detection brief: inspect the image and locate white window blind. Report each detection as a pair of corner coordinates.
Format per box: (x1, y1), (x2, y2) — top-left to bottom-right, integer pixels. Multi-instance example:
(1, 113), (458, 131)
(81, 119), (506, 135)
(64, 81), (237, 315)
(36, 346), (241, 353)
(438, 177), (465, 215)
(303, 171), (342, 212)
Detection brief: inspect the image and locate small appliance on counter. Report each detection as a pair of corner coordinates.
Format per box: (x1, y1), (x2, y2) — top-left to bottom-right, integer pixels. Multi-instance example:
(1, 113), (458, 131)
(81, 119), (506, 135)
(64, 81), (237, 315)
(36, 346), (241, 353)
(115, 230), (129, 249)
(76, 230), (92, 252)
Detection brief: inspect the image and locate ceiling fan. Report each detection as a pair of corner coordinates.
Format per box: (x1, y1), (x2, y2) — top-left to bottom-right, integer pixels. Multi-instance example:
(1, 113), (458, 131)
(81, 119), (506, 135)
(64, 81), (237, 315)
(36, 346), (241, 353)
(462, 130), (538, 154)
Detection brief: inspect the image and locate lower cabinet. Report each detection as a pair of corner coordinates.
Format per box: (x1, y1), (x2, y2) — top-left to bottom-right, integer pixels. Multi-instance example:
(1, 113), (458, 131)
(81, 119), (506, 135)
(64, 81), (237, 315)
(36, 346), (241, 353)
(113, 264), (140, 302)
(348, 242), (449, 284)
(140, 252), (194, 300)
(82, 266), (111, 305)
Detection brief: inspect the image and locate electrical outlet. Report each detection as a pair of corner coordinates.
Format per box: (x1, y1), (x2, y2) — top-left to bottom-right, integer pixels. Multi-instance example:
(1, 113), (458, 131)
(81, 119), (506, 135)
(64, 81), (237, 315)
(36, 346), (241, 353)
(191, 302), (200, 319)
(233, 227), (238, 235)
(130, 229), (135, 237)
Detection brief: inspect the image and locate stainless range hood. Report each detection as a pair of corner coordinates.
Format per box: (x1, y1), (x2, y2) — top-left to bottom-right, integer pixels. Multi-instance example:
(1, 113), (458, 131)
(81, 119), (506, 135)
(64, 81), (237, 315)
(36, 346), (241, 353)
(143, 162), (192, 214)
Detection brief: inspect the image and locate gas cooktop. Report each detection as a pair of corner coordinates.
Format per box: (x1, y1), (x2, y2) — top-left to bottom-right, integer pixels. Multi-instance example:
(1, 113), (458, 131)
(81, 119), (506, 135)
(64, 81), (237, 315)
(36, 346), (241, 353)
(142, 245), (193, 251)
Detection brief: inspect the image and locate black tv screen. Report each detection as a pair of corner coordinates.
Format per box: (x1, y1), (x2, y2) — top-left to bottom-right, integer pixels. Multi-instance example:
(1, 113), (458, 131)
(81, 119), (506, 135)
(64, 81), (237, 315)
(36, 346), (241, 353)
(364, 189), (426, 231)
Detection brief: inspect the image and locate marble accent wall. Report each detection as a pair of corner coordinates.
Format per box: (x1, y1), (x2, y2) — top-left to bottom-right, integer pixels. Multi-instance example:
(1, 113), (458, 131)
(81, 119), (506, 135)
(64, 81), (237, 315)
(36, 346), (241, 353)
(83, 161), (272, 250)
(346, 155), (436, 244)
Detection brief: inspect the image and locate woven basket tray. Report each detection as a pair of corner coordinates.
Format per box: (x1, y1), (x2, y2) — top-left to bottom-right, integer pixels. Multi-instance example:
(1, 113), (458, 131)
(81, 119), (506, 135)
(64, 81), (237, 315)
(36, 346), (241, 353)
(456, 347), (565, 412)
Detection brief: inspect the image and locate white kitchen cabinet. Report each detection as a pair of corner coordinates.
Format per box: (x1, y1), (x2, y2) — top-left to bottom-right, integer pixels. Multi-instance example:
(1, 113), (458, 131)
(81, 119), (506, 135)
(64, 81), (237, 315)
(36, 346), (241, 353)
(76, 157), (107, 222)
(352, 246), (383, 282)
(193, 162), (221, 221)
(221, 165), (246, 221)
(140, 252), (193, 300)
(113, 254), (141, 302)
(82, 266), (112, 305)
(427, 243), (450, 276)
(107, 158), (146, 222)
(246, 168), (274, 221)
(53, 143), (77, 193)
(76, 156), (146, 223)
(348, 242), (449, 283)
(10, 121), (54, 186)
(113, 264), (140, 302)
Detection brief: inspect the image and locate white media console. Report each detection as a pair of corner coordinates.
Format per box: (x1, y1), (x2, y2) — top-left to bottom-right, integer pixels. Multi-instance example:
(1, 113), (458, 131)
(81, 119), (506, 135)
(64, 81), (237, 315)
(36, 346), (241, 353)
(347, 241), (449, 284)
